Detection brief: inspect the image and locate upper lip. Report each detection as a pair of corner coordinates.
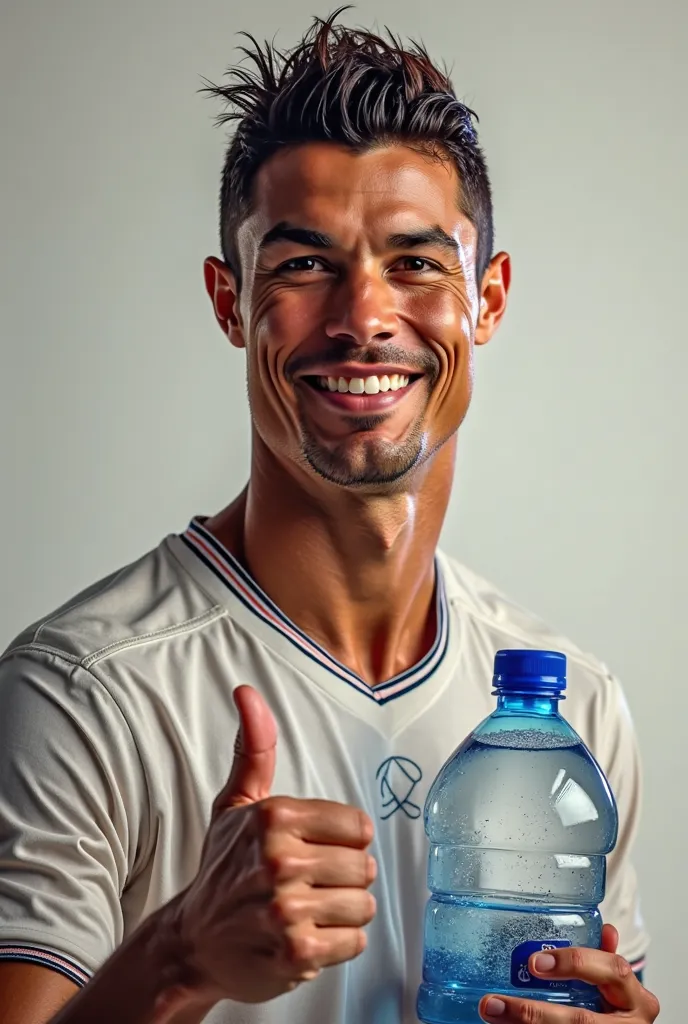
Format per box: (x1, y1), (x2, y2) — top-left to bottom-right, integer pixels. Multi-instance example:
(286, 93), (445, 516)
(296, 364), (422, 380)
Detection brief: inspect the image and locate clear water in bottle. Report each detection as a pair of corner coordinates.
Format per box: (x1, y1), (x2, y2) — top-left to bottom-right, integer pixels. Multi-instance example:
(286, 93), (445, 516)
(417, 650), (618, 1023)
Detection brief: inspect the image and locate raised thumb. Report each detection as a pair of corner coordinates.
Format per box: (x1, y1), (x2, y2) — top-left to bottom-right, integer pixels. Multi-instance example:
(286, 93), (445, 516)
(219, 685), (277, 808)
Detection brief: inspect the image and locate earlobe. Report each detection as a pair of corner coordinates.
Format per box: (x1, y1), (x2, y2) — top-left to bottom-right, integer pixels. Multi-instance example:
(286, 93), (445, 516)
(203, 256), (246, 349)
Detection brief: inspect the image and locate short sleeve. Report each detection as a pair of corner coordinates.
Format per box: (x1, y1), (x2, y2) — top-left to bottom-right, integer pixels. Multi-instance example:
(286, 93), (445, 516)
(594, 674), (649, 969)
(0, 648), (147, 985)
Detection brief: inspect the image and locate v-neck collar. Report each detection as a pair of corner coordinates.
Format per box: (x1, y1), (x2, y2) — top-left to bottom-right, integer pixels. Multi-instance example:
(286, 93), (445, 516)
(174, 517), (450, 706)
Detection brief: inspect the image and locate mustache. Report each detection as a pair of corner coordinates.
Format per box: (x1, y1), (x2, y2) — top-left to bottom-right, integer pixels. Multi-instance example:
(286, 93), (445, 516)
(286, 344), (440, 381)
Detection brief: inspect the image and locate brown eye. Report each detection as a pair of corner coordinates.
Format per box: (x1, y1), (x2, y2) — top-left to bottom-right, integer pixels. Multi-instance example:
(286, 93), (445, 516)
(395, 257), (438, 273)
(279, 256), (329, 273)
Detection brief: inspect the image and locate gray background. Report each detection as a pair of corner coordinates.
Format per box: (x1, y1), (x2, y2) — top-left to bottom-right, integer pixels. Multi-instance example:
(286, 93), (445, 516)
(1, 0), (684, 1016)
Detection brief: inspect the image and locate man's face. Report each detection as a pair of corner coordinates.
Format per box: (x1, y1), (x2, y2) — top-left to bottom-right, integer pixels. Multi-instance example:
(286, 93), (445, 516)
(207, 143), (508, 488)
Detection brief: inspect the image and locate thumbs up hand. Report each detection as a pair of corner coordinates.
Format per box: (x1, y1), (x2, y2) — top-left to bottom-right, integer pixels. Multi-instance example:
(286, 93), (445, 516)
(163, 686), (377, 1009)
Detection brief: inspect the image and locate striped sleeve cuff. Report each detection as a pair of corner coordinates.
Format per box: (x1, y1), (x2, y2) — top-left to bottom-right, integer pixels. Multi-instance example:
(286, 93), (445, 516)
(0, 943), (91, 987)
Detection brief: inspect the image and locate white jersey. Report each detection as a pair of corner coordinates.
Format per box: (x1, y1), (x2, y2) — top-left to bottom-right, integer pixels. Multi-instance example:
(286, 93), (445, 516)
(0, 519), (648, 1023)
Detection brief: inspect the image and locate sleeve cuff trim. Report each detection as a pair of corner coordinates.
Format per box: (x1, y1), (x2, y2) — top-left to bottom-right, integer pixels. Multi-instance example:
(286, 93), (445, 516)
(0, 943), (90, 987)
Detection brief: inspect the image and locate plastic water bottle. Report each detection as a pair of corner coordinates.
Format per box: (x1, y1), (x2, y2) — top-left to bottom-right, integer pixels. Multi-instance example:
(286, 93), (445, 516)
(417, 650), (618, 1022)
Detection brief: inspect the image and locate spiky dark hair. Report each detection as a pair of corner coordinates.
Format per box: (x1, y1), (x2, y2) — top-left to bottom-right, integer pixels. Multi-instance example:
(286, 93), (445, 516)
(203, 9), (494, 287)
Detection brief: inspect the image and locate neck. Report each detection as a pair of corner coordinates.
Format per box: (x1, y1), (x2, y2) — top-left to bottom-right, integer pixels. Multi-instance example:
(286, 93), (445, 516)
(496, 694), (562, 715)
(206, 433), (457, 685)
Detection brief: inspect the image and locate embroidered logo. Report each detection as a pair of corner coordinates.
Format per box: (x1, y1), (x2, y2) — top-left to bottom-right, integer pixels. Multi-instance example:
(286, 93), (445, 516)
(376, 756), (423, 820)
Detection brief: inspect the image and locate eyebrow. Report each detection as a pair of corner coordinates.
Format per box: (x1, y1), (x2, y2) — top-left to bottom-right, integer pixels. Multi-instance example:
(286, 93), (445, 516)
(258, 221), (460, 258)
(259, 222), (334, 251)
(386, 227), (459, 258)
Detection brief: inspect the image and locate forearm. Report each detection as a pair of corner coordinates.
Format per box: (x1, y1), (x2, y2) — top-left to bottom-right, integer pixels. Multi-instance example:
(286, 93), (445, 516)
(50, 903), (215, 1024)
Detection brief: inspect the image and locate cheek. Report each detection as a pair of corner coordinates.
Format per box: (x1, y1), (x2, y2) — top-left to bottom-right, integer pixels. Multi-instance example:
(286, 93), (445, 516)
(249, 293), (318, 379)
(244, 303), (308, 447)
(422, 309), (475, 439)
(442, 313), (474, 407)
(249, 321), (288, 407)
(256, 287), (323, 339)
(405, 287), (473, 349)
(407, 291), (474, 385)
(411, 290), (466, 337)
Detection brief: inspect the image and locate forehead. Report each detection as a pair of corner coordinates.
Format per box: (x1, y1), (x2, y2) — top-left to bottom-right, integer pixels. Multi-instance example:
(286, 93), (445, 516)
(239, 142), (475, 252)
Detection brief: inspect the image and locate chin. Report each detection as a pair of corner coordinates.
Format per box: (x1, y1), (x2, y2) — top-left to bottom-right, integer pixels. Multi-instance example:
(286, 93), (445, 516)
(302, 436), (426, 488)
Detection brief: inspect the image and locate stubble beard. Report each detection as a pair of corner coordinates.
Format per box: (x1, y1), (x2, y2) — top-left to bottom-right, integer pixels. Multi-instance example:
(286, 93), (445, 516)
(300, 413), (427, 487)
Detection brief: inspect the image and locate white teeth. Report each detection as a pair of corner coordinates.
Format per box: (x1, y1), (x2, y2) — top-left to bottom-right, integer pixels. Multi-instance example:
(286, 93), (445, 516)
(321, 374), (412, 394)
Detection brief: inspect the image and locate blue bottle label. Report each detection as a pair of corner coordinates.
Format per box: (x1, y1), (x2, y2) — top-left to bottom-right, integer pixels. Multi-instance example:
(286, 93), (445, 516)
(511, 940), (572, 990)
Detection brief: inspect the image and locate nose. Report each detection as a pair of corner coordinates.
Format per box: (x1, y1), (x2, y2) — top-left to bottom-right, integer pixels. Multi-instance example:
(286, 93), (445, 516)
(324, 269), (399, 346)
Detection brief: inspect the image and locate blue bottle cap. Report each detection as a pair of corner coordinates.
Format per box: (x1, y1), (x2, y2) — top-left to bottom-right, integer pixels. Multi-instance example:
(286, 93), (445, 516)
(493, 649), (567, 694)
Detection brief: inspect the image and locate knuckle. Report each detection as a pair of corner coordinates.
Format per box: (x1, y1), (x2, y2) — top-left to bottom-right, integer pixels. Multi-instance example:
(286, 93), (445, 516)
(612, 953), (632, 980)
(271, 892), (304, 927)
(286, 929), (318, 967)
(518, 999), (545, 1023)
(264, 850), (301, 883)
(570, 1012), (595, 1024)
(569, 946), (586, 972)
(261, 796), (295, 831)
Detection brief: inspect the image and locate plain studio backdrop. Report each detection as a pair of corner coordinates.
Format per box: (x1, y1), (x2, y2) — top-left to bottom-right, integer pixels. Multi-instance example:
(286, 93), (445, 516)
(0, 0), (685, 1017)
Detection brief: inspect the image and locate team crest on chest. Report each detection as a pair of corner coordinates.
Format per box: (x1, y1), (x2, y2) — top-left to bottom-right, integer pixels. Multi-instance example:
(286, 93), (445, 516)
(376, 756), (423, 820)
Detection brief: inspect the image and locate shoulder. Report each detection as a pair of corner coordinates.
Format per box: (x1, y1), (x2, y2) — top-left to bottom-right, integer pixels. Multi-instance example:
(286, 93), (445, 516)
(0, 535), (233, 801)
(437, 550), (627, 727)
(2, 535), (222, 670)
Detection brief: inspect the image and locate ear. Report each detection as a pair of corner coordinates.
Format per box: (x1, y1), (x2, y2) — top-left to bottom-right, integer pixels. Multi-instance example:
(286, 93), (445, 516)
(475, 252), (511, 346)
(204, 256), (245, 349)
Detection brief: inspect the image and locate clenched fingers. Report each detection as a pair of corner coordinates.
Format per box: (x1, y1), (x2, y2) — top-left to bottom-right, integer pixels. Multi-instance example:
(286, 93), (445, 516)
(297, 843), (377, 888)
(278, 921), (368, 977)
(259, 797), (374, 848)
(263, 836), (377, 888)
(269, 884), (377, 929)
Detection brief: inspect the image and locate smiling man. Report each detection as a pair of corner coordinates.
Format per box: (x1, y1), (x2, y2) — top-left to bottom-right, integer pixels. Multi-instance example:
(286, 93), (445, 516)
(0, 13), (658, 1024)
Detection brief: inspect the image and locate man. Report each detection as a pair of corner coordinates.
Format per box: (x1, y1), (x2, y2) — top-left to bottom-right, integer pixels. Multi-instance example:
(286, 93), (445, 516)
(0, 13), (659, 1024)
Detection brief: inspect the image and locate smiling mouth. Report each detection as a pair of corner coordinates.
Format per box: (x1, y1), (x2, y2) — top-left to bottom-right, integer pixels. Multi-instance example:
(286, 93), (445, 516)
(303, 372), (420, 395)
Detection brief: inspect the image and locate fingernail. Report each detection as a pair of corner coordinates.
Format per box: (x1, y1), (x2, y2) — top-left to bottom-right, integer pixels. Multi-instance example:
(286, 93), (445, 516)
(534, 953), (556, 972)
(483, 997), (506, 1017)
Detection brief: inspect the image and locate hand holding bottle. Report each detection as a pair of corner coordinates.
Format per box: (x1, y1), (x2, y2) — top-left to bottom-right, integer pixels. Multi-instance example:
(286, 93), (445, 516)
(479, 923), (659, 1023)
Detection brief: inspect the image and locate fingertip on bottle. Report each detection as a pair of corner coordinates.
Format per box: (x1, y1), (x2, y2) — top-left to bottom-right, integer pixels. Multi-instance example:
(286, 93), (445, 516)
(480, 996), (506, 1018)
(532, 952), (556, 973)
